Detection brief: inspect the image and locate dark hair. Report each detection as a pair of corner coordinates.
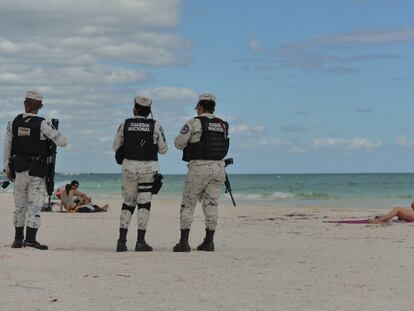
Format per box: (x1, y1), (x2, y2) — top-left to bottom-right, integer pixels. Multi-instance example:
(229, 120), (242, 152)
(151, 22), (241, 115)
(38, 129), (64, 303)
(66, 180), (79, 195)
(198, 100), (215, 113)
(65, 184), (71, 195)
(134, 104), (151, 117)
(71, 180), (79, 187)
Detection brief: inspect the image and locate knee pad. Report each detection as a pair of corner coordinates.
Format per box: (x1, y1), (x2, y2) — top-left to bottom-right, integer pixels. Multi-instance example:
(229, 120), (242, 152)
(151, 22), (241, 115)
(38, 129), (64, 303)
(137, 202), (151, 211)
(122, 203), (136, 214)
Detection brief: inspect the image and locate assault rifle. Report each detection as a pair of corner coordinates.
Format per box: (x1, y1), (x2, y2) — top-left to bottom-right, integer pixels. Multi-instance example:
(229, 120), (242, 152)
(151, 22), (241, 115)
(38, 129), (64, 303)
(46, 119), (59, 210)
(224, 158), (236, 207)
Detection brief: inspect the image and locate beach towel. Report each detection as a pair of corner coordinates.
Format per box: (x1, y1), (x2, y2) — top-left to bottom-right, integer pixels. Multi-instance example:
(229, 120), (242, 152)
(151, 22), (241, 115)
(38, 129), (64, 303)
(323, 219), (370, 224)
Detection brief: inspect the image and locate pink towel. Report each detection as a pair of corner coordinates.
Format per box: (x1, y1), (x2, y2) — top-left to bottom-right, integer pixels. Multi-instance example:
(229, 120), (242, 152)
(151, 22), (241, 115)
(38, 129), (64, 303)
(323, 219), (370, 224)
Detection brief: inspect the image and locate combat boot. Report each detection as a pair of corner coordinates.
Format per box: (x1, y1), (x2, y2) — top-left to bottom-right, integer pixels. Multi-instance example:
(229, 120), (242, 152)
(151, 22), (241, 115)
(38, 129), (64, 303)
(197, 229), (215, 252)
(23, 227), (48, 250)
(173, 229), (191, 252)
(116, 228), (128, 252)
(23, 240), (48, 250)
(135, 242), (153, 251)
(11, 227), (24, 249)
(116, 239), (128, 252)
(135, 229), (153, 252)
(12, 239), (23, 248)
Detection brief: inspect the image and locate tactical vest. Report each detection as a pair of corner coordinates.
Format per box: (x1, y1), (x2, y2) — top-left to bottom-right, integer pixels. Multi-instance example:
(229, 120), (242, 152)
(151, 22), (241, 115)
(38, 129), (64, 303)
(11, 114), (49, 157)
(123, 118), (158, 161)
(184, 116), (229, 162)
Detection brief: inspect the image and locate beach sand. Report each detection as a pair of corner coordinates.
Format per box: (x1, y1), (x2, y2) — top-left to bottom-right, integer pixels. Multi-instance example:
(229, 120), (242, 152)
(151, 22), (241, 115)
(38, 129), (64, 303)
(1, 194), (414, 311)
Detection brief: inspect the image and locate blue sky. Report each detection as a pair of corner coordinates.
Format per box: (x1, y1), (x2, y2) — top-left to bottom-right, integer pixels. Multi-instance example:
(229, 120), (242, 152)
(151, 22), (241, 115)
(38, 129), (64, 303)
(1, 0), (414, 174)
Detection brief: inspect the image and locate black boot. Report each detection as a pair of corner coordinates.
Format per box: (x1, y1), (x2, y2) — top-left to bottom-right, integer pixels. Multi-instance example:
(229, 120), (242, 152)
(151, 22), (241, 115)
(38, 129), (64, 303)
(173, 229), (191, 252)
(11, 227), (24, 248)
(135, 229), (153, 252)
(116, 228), (128, 252)
(23, 227), (48, 250)
(197, 229), (215, 252)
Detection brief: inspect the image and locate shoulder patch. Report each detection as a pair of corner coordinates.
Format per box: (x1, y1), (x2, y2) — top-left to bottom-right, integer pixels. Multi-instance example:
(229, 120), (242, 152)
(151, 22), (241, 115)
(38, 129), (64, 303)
(180, 124), (189, 134)
(46, 120), (56, 130)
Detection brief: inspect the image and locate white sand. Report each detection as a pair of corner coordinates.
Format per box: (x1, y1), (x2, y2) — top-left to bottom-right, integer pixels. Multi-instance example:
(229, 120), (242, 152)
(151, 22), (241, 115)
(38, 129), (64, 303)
(1, 193), (414, 311)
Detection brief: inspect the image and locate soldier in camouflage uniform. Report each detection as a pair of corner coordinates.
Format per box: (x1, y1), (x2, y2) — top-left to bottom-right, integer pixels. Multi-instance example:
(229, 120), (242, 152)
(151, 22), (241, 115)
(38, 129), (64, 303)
(3, 91), (67, 250)
(173, 93), (230, 252)
(113, 96), (168, 252)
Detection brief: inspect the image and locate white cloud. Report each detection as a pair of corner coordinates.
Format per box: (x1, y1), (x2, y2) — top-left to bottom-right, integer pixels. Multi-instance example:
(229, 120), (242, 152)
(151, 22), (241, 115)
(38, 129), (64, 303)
(139, 87), (198, 103)
(313, 138), (382, 150)
(238, 136), (288, 148)
(395, 136), (414, 146)
(258, 137), (286, 146)
(0, 1), (199, 171)
(277, 27), (414, 54)
(244, 26), (413, 73)
(0, 1), (182, 33)
(230, 124), (265, 135)
(248, 36), (265, 53)
(0, 0), (191, 103)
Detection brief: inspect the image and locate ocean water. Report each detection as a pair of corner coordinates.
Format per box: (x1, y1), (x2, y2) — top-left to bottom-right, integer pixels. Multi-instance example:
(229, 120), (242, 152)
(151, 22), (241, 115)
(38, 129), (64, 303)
(37, 173), (414, 209)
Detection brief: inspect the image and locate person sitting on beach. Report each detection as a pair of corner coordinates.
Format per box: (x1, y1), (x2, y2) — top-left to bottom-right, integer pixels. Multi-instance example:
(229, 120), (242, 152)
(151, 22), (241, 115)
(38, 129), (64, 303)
(59, 180), (108, 213)
(369, 201), (414, 223)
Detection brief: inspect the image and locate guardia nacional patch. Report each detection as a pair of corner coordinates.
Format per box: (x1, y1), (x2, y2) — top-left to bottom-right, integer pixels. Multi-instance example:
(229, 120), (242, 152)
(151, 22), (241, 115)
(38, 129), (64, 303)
(18, 127), (31, 136)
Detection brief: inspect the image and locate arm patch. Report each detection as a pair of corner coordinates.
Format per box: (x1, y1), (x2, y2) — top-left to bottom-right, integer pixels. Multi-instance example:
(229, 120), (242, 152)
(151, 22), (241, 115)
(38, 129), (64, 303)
(180, 124), (189, 134)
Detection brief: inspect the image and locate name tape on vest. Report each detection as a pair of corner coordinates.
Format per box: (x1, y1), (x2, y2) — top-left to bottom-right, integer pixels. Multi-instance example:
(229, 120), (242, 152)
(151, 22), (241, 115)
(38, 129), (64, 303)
(128, 122), (151, 132)
(208, 123), (225, 132)
(18, 127), (31, 136)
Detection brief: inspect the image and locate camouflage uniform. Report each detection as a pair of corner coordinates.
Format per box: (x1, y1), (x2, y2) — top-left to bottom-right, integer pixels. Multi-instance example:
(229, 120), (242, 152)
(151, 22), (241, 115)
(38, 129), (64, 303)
(173, 93), (229, 252)
(113, 117), (167, 230)
(4, 118), (67, 229)
(113, 97), (167, 252)
(175, 116), (226, 230)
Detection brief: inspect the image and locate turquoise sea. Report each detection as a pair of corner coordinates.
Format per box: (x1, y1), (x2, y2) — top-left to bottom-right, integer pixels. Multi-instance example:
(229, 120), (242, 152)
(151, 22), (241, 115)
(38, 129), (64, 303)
(39, 173), (414, 209)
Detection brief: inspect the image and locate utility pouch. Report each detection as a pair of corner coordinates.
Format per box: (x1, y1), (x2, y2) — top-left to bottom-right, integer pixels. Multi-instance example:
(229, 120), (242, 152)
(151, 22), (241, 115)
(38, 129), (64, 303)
(115, 146), (124, 165)
(151, 173), (164, 194)
(8, 159), (16, 180)
(12, 155), (30, 173)
(182, 148), (189, 162)
(28, 157), (48, 178)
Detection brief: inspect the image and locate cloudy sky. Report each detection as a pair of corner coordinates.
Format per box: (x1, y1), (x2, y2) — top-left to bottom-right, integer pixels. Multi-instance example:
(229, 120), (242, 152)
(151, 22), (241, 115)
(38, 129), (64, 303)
(1, 0), (414, 174)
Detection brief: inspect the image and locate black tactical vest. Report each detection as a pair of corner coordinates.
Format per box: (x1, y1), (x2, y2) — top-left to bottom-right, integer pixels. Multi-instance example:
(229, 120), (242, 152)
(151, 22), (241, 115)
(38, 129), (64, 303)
(11, 114), (49, 157)
(123, 118), (158, 161)
(184, 116), (229, 162)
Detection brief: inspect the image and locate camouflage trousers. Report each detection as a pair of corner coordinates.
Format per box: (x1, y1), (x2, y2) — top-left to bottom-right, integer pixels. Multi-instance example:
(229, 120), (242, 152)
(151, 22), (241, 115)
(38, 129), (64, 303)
(13, 171), (46, 229)
(120, 172), (155, 231)
(180, 162), (225, 230)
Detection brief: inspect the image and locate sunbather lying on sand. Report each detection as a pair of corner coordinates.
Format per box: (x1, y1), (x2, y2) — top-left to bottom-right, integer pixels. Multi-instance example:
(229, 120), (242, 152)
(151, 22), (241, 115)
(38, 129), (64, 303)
(58, 180), (108, 213)
(369, 201), (414, 223)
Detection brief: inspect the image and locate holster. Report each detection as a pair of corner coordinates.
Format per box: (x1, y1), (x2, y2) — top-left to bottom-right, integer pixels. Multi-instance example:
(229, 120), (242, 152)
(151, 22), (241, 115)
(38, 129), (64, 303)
(115, 146), (124, 165)
(11, 155), (30, 173)
(151, 173), (164, 194)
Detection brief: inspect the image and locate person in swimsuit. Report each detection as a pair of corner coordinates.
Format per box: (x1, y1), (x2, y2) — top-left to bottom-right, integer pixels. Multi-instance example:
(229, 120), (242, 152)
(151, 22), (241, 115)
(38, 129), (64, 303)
(59, 180), (108, 213)
(369, 201), (414, 223)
